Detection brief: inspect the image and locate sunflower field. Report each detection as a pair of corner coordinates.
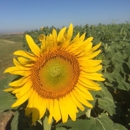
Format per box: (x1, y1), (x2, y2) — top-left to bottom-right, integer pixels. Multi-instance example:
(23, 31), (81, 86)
(0, 22), (130, 130)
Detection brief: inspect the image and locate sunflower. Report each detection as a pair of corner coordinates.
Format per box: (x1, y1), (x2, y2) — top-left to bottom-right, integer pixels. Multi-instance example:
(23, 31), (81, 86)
(4, 24), (104, 124)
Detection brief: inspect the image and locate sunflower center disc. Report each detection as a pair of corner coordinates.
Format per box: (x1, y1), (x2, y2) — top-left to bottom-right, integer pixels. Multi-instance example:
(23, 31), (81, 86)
(31, 50), (80, 99)
(39, 57), (74, 90)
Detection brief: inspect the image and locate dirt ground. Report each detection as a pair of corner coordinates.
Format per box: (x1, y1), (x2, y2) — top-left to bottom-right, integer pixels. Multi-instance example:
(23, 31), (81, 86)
(0, 111), (14, 130)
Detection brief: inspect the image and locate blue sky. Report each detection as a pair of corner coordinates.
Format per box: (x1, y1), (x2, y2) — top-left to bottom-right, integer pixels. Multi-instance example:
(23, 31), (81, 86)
(0, 0), (130, 33)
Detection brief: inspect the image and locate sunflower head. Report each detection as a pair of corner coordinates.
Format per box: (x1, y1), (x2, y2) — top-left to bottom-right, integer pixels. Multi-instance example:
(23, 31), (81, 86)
(38, 34), (45, 42)
(4, 23), (104, 124)
(40, 27), (44, 31)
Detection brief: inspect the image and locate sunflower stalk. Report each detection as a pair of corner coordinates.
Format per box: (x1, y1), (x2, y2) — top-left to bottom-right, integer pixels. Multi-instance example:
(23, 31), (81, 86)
(86, 109), (91, 118)
(43, 115), (53, 130)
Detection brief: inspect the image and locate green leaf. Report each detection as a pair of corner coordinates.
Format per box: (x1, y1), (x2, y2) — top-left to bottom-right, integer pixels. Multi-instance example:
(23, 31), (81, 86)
(0, 76), (19, 113)
(104, 82), (113, 87)
(103, 72), (115, 82)
(11, 110), (34, 130)
(76, 107), (91, 118)
(0, 89), (16, 113)
(0, 78), (8, 89)
(112, 51), (124, 64)
(114, 123), (128, 130)
(121, 80), (130, 90)
(91, 113), (115, 130)
(97, 84), (116, 116)
(57, 118), (92, 130)
(11, 111), (19, 130)
(56, 127), (67, 130)
(57, 113), (125, 130)
(0, 75), (17, 89)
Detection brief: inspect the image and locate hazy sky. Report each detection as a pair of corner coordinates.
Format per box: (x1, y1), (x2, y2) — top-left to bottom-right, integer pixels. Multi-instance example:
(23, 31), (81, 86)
(0, 0), (130, 33)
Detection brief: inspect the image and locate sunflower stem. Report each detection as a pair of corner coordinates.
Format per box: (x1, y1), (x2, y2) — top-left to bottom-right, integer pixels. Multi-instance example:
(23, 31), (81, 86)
(43, 115), (53, 130)
(86, 109), (91, 118)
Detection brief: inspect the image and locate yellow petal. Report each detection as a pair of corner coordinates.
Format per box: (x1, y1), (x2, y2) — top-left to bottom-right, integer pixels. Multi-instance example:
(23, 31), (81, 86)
(32, 107), (39, 124)
(52, 29), (57, 46)
(70, 92), (84, 111)
(75, 87), (93, 101)
(84, 42), (93, 51)
(25, 35), (40, 56)
(64, 94), (77, 121)
(81, 65), (102, 72)
(76, 82), (95, 96)
(13, 58), (31, 70)
(48, 99), (54, 124)
(13, 58), (21, 66)
(9, 77), (29, 87)
(12, 88), (32, 107)
(57, 27), (66, 43)
(15, 80), (32, 98)
(73, 90), (93, 108)
(25, 107), (32, 116)
(26, 89), (36, 108)
(4, 87), (14, 92)
(76, 84), (94, 100)
(76, 37), (93, 52)
(67, 33), (86, 53)
(7, 70), (31, 76)
(71, 33), (80, 43)
(79, 33), (86, 42)
(18, 57), (34, 67)
(4, 67), (19, 73)
(79, 59), (102, 66)
(12, 87), (22, 94)
(39, 97), (46, 119)
(79, 76), (101, 86)
(78, 37), (93, 53)
(66, 23), (73, 44)
(59, 97), (68, 123)
(53, 99), (61, 122)
(48, 115), (53, 124)
(25, 91), (35, 117)
(14, 50), (36, 61)
(91, 42), (101, 51)
(78, 79), (101, 91)
(31, 92), (40, 124)
(85, 37), (93, 43)
(41, 38), (46, 51)
(86, 50), (101, 59)
(80, 72), (105, 81)
(18, 57), (28, 64)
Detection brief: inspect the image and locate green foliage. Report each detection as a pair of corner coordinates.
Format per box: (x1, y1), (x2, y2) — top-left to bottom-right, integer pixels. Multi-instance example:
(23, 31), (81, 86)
(0, 76), (17, 113)
(11, 110), (43, 130)
(0, 89), (15, 113)
(57, 114), (127, 130)
(0, 22), (130, 129)
(97, 83), (116, 116)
